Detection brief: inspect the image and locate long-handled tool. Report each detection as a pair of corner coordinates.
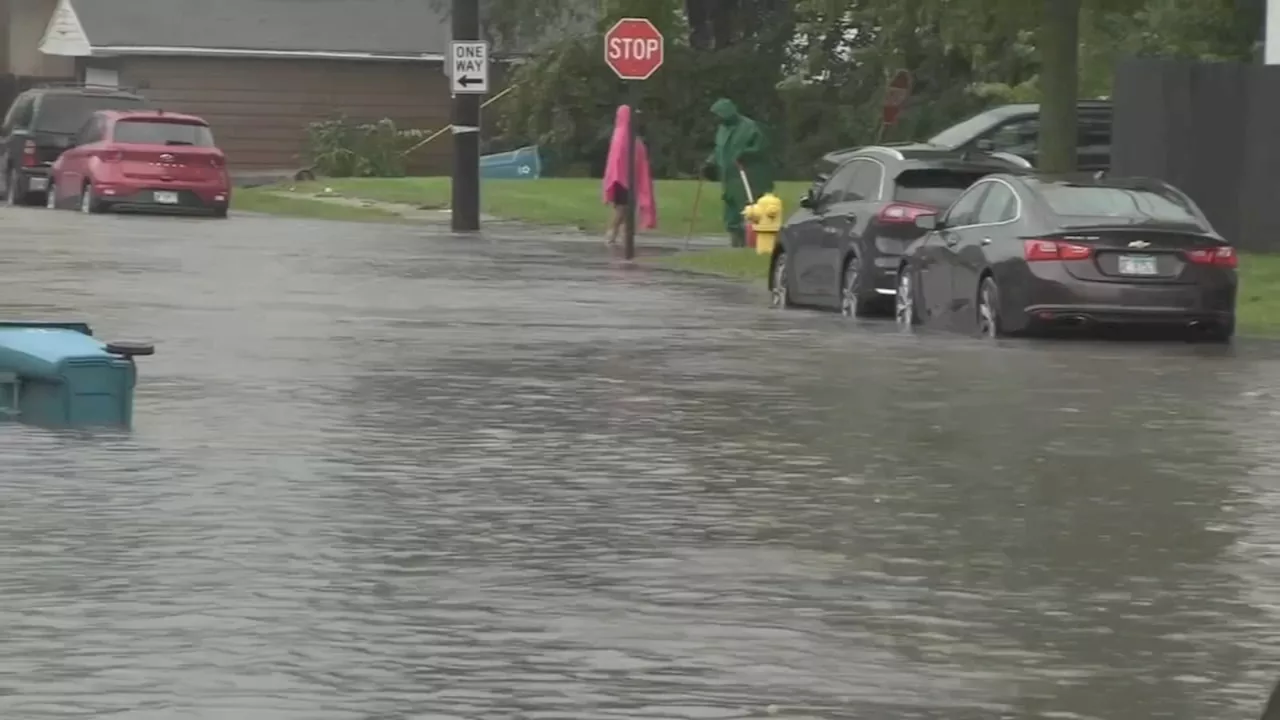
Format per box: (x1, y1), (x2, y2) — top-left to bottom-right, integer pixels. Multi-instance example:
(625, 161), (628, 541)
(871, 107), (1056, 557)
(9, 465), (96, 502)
(737, 162), (757, 249)
(685, 177), (704, 249)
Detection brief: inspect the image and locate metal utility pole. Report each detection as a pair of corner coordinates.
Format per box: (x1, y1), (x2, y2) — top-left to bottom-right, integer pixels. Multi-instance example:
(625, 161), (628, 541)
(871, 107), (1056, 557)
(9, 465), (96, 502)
(451, 0), (481, 231)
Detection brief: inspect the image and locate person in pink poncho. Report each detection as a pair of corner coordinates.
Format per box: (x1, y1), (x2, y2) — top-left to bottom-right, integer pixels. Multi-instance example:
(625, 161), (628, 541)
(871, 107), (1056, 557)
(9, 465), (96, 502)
(602, 104), (657, 245)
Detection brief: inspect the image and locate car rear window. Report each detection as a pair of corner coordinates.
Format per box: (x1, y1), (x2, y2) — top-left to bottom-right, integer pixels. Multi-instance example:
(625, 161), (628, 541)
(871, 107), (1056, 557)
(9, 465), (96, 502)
(112, 119), (215, 147)
(893, 169), (991, 209)
(34, 94), (146, 134)
(1038, 184), (1202, 225)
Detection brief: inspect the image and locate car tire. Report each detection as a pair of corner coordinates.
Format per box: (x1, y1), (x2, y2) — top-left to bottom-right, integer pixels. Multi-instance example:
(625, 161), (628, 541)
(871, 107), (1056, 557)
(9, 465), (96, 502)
(6, 168), (27, 207)
(770, 249), (792, 309)
(840, 254), (877, 317)
(895, 265), (921, 328)
(1194, 318), (1234, 344)
(213, 207), (228, 219)
(977, 276), (1005, 339)
(80, 183), (105, 214)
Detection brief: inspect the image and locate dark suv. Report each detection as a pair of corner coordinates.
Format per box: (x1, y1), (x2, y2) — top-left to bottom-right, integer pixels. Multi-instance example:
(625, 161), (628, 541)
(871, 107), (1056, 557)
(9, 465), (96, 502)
(0, 84), (150, 205)
(821, 100), (1113, 175)
(772, 146), (1030, 316)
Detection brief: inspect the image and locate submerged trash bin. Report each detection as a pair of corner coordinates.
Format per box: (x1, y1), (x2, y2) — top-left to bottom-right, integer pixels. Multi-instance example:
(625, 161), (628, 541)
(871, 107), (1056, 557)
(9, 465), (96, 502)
(479, 145), (542, 180)
(0, 322), (153, 429)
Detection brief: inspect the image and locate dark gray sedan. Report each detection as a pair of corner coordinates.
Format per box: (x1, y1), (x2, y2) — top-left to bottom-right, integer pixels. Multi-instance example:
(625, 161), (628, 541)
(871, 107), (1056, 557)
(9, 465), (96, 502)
(895, 174), (1238, 342)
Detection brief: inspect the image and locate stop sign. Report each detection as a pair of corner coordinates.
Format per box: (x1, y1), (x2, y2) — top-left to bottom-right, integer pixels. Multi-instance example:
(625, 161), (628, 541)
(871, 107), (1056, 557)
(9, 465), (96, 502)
(604, 18), (665, 81)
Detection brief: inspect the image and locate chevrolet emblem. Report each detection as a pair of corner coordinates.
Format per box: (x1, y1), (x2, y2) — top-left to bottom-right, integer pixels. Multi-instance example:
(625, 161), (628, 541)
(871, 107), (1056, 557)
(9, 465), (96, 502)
(1127, 240), (1151, 248)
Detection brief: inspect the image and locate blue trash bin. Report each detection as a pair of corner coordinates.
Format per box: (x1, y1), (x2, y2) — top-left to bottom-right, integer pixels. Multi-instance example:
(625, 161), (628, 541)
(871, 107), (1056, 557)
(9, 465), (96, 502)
(479, 145), (541, 180)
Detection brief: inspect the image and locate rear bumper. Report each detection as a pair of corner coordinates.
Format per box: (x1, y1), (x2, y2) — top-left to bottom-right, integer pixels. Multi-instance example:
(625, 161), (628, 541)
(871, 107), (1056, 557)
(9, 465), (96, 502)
(16, 166), (50, 194)
(98, 185), (228, 214)
(1002, 262), (1236, 331)
(868, 252), (901, 294)
(1023, 303), (1232, 326)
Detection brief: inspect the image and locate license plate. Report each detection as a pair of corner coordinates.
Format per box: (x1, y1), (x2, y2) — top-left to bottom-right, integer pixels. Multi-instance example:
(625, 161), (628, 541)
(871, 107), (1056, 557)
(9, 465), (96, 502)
(153, 191), (179, 204)
(27, 177), (47, 191)
(1118, 254), (1158, 275)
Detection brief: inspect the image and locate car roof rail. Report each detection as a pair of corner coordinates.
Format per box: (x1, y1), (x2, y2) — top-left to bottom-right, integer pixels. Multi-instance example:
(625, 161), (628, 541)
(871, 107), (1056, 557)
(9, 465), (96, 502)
(33, 81), (141, 94)
(862, 145), (906, 160)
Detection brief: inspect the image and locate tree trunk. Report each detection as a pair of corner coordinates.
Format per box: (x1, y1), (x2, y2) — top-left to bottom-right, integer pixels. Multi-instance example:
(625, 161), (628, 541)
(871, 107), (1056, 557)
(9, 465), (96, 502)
(1038, 0), (1080, 173)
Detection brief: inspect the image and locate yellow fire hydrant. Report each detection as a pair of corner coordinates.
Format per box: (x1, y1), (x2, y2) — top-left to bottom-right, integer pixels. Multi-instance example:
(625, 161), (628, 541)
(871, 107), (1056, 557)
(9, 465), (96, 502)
(742, 193), (783, 256)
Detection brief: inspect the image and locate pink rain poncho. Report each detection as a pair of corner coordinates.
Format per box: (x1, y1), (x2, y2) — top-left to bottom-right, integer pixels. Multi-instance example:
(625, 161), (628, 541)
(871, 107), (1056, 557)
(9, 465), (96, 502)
(602, 104), (657, 229)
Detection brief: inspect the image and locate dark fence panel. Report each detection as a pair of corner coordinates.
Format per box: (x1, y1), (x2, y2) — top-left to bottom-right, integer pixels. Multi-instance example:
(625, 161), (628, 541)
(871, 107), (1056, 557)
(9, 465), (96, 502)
(1113, 57), (1280, 252)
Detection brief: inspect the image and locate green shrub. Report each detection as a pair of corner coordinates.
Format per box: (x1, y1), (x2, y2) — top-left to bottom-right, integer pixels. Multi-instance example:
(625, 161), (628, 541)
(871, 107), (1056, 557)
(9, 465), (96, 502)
(304, 116), (429, 178)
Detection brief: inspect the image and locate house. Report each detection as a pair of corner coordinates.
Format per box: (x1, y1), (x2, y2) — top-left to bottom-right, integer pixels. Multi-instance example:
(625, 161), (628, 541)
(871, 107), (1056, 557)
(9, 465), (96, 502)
(2, 0), (505, 174)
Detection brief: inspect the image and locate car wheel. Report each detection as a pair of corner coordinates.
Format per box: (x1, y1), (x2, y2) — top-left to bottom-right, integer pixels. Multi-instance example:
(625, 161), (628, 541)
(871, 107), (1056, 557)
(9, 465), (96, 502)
(977, 276), (1004, 338)
(1194, 318), (1234, 344)
(840, 254), (876, 317)
(213, 207), (228, 219)
(80, 183), (104, 214)
(770, 250), (792, 309)
(895, 266), (920, 328)
(6, 169), (25, 207)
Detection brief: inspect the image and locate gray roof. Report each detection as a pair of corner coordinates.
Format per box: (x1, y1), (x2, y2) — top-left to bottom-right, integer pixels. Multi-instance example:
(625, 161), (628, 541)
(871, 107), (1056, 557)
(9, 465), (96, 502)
(71, 0), (455, 56)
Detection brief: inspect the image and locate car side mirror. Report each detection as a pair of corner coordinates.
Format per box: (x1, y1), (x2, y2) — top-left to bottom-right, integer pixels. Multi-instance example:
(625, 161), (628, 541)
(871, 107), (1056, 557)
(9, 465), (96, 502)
(915, 214), (939, 231)
(799, 190), (815, 209)
(975, 138), (995, 152)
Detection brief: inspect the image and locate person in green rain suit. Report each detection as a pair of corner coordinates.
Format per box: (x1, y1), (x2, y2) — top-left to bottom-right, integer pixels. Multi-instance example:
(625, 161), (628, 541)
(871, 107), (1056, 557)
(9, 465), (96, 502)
(701, 98), (775, 247)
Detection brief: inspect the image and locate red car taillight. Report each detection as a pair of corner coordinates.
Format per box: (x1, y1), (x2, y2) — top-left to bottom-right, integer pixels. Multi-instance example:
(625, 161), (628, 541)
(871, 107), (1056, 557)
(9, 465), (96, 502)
(97, 150), (123, 163)
(1023, 238), (1092, 261)
(208, 154), (225, 169)
(876, 202), (934, 224)
(21, 139), (36, 167)
(1185, 246), (1237, 268)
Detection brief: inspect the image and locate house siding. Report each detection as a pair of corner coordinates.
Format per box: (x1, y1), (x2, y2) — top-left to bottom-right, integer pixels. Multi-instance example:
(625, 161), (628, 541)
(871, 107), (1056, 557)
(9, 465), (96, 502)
(113, 56), (457, 173)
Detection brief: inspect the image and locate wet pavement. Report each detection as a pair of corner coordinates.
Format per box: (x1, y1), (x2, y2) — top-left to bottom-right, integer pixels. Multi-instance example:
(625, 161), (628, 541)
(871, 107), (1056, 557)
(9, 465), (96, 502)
(1, 206), (1280, 719)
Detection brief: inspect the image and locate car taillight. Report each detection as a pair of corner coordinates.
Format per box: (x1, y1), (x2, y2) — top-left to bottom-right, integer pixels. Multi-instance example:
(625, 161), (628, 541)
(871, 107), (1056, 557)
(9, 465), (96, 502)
(1185, 246), (1237, 268)
(209, 155), (225, 169)
(98, 150), (123, 162)
(1023, 238), (1093, 261)
(21, 139), (36, 167)
(877, 202), (934, 224)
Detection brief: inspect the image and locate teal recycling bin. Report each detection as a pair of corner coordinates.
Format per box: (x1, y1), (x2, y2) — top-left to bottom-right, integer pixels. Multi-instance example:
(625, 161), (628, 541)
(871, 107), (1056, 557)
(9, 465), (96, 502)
(0, 322), (153, 429)
(480, 145), (541, 179)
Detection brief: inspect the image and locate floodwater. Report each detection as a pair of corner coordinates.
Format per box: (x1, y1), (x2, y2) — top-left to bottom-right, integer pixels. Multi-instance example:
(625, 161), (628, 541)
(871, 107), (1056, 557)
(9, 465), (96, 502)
(1, 208), (1279, 720)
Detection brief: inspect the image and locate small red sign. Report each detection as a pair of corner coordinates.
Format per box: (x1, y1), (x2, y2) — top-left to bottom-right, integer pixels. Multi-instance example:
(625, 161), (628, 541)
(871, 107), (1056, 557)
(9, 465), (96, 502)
(882, 69), (913, 125)
(604, 18), (665, 81)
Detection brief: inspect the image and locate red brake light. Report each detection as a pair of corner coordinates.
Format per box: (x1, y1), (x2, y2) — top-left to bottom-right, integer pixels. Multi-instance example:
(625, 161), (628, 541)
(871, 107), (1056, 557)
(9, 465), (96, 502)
(1185, 246), (1237, 268)
(21, 139), (36, 167)
(1023, 239), (1092, 261)
(877, 202), (934, 224)
(209, 154), (225, 169)
(98, 150), (123, 163)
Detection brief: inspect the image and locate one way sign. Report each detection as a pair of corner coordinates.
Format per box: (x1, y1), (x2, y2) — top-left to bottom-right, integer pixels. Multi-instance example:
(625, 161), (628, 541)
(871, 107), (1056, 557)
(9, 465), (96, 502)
(449, 40), (489, 94)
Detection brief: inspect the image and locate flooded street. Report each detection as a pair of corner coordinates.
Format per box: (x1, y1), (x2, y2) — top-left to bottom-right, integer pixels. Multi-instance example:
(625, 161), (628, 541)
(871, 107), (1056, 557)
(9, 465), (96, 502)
(3, 207), (1280, 719)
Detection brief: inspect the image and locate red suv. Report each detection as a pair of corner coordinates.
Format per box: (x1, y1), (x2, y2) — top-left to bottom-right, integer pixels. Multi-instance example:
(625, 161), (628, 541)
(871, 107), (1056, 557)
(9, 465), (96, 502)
(48, 109), (230, 217)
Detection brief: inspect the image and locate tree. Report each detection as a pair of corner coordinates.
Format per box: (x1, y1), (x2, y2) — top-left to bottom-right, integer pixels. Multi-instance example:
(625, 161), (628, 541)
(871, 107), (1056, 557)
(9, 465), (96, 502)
(1038, 0), (1081, 173)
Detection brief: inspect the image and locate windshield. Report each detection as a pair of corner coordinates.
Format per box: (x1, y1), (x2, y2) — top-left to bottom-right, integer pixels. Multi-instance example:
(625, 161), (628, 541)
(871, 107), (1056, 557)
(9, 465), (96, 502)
(894, 169), (991, 209)
(927, 109), (1008, 148)
(35, 94), (146, 134)
(1038, 184), (1203, 226)
(112, 119), (215, 147)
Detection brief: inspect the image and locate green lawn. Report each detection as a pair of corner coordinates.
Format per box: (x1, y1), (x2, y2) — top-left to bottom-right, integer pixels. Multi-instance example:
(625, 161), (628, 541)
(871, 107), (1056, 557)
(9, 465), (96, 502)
(232, 185), (402, 222)
(271, 176), (811, 236)
(657, 248), (1280, 337)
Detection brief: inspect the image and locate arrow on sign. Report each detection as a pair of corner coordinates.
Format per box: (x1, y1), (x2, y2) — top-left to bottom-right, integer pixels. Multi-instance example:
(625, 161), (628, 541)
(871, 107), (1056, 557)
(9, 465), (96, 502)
(456, 75), (483, 87)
